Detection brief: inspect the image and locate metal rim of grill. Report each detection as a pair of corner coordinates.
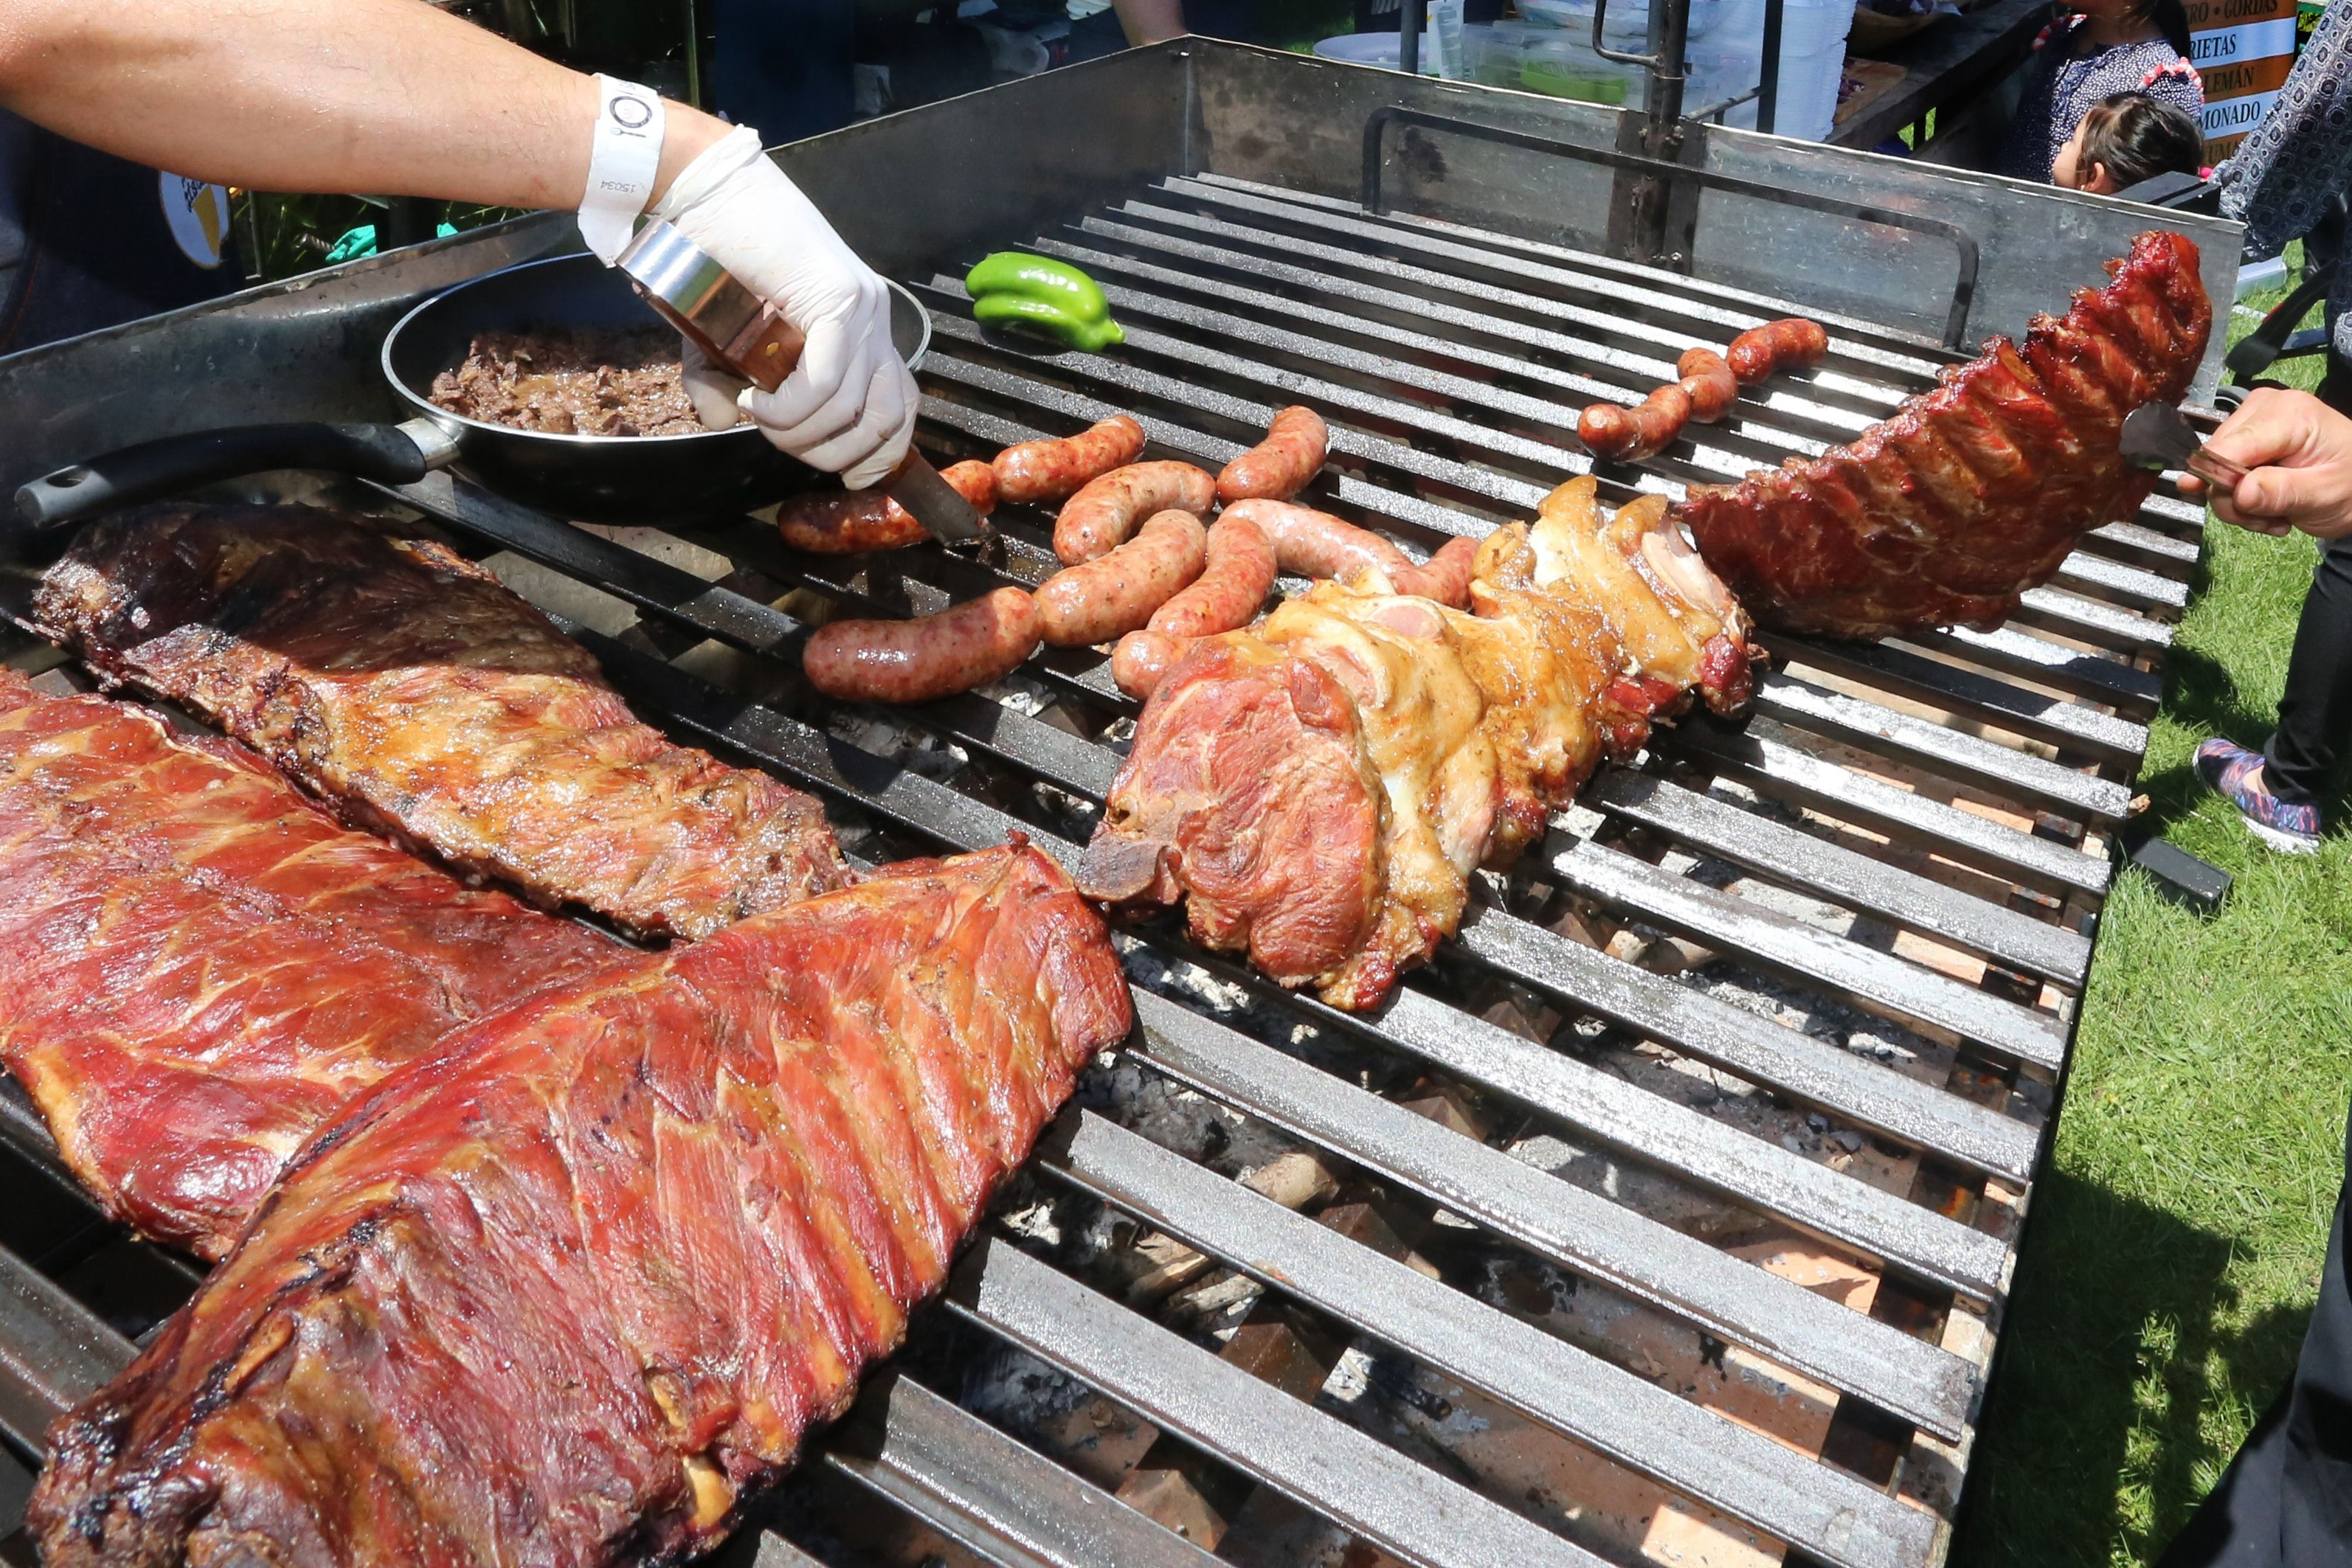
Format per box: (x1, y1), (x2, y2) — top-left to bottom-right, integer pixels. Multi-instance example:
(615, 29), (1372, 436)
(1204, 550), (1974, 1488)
(0, 157), (2200, 1568)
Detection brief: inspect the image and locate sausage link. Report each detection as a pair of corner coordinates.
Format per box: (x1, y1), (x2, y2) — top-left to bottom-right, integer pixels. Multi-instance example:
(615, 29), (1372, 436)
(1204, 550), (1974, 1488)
(993, 414), (1147, 504)
(1036, 510), (1208, 647)
(1148, 513), (1276, 638)
(1220, 497), (1418, 589)
(1674, 348), (1738, 423)
(1579, 383), (1694, 462)
(777, 459), (997, 553)
(1111, 629), (1194, 701)
(1053, 461), (1218, 564)
(803, 586), (1040, 704)
(1217, 406), (1329, 503)
(1388, 535), (1478, 608)
(1725, 318), (1830, 385)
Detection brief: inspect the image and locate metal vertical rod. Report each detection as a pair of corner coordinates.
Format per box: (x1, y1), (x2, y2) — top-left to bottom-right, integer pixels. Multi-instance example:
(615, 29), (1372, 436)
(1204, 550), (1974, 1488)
(1647, 0), (1691, 132)
(1758, 0), (1784, 134)
(1400, 0), (1422, 77)
(685, 0), (704, 108)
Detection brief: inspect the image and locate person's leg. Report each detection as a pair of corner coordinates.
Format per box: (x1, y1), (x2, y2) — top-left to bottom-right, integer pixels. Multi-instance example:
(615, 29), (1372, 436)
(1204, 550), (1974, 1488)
(2256, 533), (2352, 811)
(713, 0), (856, 144)
(2157, 1097), (2352, 1565)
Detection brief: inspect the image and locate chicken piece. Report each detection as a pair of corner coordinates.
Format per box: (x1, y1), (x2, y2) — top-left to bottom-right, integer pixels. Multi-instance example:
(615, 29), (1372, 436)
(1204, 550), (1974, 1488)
(1518, 477), (1756, 716)
(32, 844), (1131, 1568)
(1676, 230), (2210, 638)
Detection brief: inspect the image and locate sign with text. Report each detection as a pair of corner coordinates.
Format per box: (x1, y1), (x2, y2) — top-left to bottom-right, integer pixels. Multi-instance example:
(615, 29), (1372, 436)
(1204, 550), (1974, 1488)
(2186, 0), (2300, 159)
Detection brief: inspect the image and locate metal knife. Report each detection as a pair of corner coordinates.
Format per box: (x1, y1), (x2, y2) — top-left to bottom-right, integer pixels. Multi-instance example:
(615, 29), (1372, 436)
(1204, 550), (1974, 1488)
(617, 221), (986, 544)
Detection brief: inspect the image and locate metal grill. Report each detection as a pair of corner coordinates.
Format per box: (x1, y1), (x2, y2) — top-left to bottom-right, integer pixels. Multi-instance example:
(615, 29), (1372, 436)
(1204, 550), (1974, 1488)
(0, 163), (2198, 1568)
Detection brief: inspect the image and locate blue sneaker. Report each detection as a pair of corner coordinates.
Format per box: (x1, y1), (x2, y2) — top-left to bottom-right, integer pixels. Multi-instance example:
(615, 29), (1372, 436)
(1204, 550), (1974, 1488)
(2194, 738), (2322, 856)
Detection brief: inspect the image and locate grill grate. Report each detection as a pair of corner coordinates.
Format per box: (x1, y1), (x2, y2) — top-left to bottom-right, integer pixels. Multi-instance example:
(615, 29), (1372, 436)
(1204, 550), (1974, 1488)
(0, 168), (2197, 1568)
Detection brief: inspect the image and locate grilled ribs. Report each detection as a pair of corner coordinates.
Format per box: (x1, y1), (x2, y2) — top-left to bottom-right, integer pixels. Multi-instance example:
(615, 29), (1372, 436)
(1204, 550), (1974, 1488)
(30, 504), (848, 939)
(1081, 479), (1753, 1008)
(0, 670), (622, 1258)
(1676, 229), (2211, 638)
(32, 842), (1131, 1568)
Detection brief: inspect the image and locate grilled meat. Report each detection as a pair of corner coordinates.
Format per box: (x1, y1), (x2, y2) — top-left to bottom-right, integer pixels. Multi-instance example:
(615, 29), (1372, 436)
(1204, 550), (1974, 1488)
(32, 842), (1132, 1568)
(1082, 480), (1755, 1008)
(1676, 230), (2211, 638)
(30, 504), (848, 938)
(0, 670), (622, 1258)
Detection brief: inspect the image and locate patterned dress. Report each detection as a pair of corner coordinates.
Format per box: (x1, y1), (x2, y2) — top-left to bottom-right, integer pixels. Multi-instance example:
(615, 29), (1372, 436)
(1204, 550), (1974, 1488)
(2218, 0), (2352, 364)
(1996, 13), (2204, 182)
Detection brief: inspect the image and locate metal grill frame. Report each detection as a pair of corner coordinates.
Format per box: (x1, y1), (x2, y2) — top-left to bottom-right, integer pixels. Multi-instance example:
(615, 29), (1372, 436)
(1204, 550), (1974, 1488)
(0, 42), (2238, 1568)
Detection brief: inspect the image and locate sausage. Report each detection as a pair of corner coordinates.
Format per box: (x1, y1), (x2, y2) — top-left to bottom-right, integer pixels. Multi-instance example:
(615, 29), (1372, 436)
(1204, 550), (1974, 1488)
(1147, 513), (1277, 638)
(1725, 318), (1830, 385)
(1217, 406), (1329, 503)
(1111, 629), (1194, 701)
(1053, 461), (1218, 565)
(1035, 510), (1208, 647)
(1391, 535), (1478, 608)
(993, 415), (1148, 504)
(776, 460), (997, 553)
(1675, 348), (1739, 423)
(1579, 383), (1695, 462)
(1220, 497), (1414, 585)
(803, 586), (1041, 704)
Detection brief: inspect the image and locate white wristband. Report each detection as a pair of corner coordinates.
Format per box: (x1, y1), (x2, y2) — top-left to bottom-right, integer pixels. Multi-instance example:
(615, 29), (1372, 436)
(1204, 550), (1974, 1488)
(578, 75), (666, 264)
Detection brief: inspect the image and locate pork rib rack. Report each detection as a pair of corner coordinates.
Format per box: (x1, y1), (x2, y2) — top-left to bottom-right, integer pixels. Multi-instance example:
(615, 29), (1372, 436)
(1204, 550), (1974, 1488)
(29, 504), (848, 939)
(1081, 479), (1753, 1010)
(32, 842), (1132, 1568)
(1675, 229), (2211, 638)
(0, 670), (622, 1259)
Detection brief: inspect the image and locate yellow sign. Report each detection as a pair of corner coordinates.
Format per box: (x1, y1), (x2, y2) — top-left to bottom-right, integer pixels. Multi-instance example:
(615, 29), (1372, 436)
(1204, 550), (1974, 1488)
(2186, 0), (2300, 158)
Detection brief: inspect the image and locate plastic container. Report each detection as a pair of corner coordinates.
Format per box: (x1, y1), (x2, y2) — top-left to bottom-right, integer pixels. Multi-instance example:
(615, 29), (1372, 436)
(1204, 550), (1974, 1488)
(1479, 17), (1646, 103)
(1684, 0), (1853, 140)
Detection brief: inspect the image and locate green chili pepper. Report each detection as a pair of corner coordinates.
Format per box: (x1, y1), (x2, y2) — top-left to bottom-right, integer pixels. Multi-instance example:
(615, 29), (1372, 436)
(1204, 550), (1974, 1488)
(965, 251), (1125, 353)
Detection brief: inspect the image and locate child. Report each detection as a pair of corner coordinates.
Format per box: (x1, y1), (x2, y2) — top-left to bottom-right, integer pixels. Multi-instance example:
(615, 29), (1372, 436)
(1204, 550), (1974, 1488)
(2052, 91), (2207, 193)
(1997, 0), (2204, 183)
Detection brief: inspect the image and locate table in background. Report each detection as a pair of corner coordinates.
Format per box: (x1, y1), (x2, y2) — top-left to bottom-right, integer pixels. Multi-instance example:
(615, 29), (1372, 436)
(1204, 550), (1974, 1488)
(1829, 0), (2054, 150)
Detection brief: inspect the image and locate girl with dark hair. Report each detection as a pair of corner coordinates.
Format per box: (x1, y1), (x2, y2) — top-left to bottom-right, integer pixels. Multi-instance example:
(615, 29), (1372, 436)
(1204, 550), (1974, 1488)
(1996, 0), (2204, 183)
(2052, 90), (2207, 193)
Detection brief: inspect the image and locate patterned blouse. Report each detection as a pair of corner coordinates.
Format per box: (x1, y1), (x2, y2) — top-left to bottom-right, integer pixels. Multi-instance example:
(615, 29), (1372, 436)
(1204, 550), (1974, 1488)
(1996, 13), (2205, 182)
(2218, 0), (2352, 364)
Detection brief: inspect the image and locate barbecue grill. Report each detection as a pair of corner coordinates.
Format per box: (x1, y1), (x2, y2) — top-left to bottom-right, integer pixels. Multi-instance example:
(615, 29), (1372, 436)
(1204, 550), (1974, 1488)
(0, 40), (2240, 1568)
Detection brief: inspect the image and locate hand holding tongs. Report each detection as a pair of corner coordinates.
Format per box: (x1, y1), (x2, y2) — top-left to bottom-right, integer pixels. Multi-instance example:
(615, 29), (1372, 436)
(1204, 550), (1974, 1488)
(2121, 402), (2282, 536)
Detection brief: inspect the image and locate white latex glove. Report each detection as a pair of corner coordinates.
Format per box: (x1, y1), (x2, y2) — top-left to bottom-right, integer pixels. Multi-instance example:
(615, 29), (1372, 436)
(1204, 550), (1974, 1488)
(679, 340), (746, 430)
(650, 127), (916, 488)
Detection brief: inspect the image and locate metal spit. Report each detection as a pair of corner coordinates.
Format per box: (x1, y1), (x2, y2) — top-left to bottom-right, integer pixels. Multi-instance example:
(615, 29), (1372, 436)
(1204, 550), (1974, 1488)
(0, 41), (2238, 1568)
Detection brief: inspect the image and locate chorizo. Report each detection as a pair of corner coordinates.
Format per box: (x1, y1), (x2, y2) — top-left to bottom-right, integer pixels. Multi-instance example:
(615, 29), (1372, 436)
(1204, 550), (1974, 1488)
(1725, 318), (1830, 385)
(1146, 513), (1277, 639)
(1579, 383), (1695, 462)
(993, 414), (1147, 504)
(1053, 460), (1218, 565)
(1217, 406), (1329, 503)
(803, 586), (1040, 704)
(1035, 510), (1208, 648)
(1111, 629), (1193, 701)
(1674, 348), (1738, 423)
(1391, 535), (1478, 608)
(776, 459), (997, 553)
(1220, 497), (1414, 586)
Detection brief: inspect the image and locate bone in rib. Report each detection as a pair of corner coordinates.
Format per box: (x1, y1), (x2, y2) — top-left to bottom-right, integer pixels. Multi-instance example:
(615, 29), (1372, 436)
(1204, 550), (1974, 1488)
(1080, 479), (1754, 1010)
(32, 842), (1132, 1568)
(30, 504), (848, 938)
(0, 670), (626, 1259)
(1674, 229), (2211, 638)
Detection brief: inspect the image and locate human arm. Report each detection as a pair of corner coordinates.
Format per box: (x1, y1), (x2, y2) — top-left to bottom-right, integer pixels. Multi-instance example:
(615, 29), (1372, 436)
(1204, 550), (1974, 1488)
(1112, 0), (1188, 45)
(2176, 386), (2352, 541)
(2216, 0), (2352, 258)
(0, 0), (913, 484)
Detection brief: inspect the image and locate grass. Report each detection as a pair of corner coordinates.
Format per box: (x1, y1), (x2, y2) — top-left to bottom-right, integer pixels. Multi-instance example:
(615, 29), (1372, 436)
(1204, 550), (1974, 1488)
(1952, 255), (2352, 1564)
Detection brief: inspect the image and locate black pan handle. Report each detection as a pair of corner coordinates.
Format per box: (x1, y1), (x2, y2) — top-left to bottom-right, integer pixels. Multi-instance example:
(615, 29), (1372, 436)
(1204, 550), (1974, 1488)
(11, 420), (457, 541)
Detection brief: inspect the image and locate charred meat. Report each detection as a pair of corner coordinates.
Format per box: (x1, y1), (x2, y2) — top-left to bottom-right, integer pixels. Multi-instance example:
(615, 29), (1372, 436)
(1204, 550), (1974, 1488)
(30, 504), (848, 939)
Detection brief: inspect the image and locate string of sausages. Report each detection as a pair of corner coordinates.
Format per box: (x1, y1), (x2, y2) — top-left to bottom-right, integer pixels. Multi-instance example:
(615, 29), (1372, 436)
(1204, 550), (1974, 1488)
(1576, 317), (1829, 462)
(792, 406), (1473, 705)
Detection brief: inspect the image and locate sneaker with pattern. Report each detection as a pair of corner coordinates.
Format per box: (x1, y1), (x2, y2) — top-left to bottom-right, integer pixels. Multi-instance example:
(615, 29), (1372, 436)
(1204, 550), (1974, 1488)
(2193, 738), (2322, 856)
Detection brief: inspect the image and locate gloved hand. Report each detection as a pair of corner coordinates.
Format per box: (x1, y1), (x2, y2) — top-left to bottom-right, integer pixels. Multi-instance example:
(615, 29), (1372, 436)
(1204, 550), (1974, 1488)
(651, 126), (916, 489)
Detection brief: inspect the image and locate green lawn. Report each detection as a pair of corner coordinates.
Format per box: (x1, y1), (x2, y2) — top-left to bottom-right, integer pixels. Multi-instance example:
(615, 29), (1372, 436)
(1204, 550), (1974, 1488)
(1953, 264), (2352, 1564)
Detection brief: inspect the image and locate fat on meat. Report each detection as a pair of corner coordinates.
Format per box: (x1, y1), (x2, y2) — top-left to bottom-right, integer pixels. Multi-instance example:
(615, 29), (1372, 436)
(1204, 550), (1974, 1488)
(31, 842), (1132, 1568)
(0, 670), (623, 1259)
(30, 504), (848, 939)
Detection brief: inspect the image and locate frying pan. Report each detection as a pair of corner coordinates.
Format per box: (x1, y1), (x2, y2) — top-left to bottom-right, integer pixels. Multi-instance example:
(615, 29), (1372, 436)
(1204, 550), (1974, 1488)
(10, 251), (933, 547)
